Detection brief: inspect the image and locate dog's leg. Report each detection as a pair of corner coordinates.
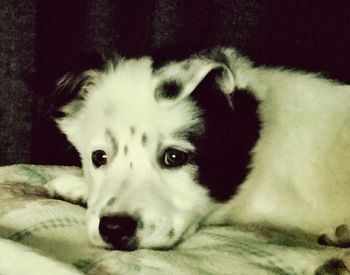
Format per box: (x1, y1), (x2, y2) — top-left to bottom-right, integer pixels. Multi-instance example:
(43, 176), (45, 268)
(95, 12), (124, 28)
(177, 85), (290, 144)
(45, 174), (88, 206)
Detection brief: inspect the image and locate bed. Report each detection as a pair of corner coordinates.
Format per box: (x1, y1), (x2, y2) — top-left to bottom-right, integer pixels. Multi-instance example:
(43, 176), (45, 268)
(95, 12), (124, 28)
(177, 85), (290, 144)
(0, 164), (348, 274)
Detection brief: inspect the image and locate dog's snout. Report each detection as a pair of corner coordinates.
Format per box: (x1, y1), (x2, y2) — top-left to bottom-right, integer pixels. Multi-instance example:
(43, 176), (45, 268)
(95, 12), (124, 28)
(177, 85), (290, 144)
(99, 214), (138, 251)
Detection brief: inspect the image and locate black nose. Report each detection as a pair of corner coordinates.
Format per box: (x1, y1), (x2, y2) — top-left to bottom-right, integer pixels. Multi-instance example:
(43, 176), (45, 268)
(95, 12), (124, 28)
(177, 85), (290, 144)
(99, 214), (138, 251)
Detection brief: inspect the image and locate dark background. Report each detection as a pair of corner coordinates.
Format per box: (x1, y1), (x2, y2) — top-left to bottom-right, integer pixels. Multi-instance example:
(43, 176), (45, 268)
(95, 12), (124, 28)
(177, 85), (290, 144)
(1, 0), (350, 166)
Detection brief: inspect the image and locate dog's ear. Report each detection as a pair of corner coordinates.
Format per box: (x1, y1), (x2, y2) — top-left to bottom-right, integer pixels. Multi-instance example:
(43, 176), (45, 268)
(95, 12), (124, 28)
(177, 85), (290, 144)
(182, 59), (235, 96)
(55, 69), (100, 118)
(54, 51), (114, 151)
(54, 68), (98, 151)
(155, 56), (235, 107)
(53, 51), (110, 118)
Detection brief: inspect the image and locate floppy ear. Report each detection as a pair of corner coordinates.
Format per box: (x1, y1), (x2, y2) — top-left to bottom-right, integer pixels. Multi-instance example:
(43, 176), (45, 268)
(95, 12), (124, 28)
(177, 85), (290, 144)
(53, 52), (110, 151)
(182, 59), (235, 96)
(156, 57), (235, 107)
(53, 70), (97, 150)
(55, 69), (100, 117)
(52, 51), (109, 118)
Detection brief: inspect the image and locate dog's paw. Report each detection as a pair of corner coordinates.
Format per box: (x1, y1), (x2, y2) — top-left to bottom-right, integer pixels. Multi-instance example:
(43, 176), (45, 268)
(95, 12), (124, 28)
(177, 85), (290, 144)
(318, 224), (350, 248)
(45, 174), (88, 206)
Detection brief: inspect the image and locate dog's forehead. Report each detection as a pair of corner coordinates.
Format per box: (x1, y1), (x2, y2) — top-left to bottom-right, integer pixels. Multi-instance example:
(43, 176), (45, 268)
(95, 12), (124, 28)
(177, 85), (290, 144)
(85, 58), (202, 136)
(94, 58), (191, 105)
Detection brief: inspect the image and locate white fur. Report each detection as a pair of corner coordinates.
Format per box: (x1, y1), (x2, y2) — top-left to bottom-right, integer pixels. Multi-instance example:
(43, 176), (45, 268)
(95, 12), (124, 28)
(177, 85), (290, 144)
(53, 57), (218, 249)
(206, 48), (350, 235)
(47, 48), (350, 250)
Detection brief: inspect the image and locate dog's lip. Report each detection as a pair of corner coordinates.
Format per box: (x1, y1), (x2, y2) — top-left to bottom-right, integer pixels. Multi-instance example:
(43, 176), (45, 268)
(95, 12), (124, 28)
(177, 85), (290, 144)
(137, 236), (180, 251)
(104, 235), (139, 251)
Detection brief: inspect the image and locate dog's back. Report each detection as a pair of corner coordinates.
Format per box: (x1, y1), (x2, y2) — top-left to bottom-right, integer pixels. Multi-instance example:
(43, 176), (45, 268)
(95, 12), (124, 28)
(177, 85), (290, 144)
(208, 49), (350, 233)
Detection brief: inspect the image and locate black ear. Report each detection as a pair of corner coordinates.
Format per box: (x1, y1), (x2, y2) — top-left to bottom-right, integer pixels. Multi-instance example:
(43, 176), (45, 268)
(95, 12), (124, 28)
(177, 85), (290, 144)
(30, 51), (107, 121)
(52, 51), (108, 118)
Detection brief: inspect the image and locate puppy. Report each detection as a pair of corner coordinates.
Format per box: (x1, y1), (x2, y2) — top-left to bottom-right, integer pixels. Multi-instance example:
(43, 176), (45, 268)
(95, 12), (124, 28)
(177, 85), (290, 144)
(46, 47), (350, 251)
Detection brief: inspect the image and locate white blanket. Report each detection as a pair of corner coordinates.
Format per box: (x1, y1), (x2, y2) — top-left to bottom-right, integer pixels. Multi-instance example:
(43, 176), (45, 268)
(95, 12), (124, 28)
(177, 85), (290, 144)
(0, 165), (348, 274)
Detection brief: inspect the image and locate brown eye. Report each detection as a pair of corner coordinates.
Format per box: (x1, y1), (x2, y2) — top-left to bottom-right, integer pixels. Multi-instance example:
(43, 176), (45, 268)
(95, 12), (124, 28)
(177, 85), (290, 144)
(92, 150), (107, 168)
(162, 148), (189, 168)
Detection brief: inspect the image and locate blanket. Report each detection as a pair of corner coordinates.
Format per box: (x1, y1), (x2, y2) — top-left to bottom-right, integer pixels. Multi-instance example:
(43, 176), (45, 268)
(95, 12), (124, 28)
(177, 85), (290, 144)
(0, 165), (348, 274)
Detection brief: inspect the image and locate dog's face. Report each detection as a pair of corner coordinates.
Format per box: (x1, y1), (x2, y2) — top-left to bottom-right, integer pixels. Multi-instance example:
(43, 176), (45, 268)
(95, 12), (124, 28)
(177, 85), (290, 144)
(56, 53), (247, 250)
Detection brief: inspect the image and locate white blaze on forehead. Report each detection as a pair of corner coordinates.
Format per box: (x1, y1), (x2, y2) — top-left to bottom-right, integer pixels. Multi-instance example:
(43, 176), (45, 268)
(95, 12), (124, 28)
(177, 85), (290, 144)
(58, 55), (235, 154)
(82, 57), (203, 138)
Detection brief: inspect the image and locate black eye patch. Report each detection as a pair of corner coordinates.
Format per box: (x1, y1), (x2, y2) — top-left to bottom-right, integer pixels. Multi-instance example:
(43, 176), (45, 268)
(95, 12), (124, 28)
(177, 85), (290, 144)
(155, 80), (182, 100)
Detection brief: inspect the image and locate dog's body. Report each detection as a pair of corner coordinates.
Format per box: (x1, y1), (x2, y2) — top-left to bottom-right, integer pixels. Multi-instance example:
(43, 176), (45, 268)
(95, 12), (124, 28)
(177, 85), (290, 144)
(206, 52), (350, 233)
(46, 47), (350, 250)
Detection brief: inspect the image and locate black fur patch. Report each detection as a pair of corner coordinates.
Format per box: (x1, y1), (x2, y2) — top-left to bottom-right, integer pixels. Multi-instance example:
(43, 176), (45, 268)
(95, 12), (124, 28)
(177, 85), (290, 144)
(141, 133), (148, 146)
(155, 80), (182, 100)
(190, 70), (260, 202)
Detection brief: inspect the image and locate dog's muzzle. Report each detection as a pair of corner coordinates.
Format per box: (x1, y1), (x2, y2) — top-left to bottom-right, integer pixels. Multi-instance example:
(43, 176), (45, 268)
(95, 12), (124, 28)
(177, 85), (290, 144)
(99, 214), (139, 251)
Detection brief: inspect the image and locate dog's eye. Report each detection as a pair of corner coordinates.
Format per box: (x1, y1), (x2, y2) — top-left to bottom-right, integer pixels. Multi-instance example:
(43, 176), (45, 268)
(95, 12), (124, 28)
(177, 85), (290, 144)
(92, 150), (108, 168)
(162, 148), (189, 168)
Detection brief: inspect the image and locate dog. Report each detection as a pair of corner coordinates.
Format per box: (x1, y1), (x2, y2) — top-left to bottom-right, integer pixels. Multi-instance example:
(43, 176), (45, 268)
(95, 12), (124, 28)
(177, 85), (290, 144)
(46, 47), (350, 251)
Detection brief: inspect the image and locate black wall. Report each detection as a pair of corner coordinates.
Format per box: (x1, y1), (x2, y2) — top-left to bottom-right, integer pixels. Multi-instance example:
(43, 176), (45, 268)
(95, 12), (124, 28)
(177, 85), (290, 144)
(1, 0), (350, 165)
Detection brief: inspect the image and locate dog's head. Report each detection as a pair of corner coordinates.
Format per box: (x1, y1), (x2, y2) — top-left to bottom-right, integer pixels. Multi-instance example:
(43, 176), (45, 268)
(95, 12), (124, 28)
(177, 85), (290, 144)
(55, 48), (257, 250)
